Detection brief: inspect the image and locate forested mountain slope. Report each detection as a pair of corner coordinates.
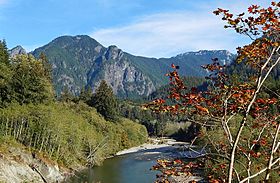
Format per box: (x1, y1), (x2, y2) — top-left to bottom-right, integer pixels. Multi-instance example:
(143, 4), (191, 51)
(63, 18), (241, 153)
(29, 35), (235, 98)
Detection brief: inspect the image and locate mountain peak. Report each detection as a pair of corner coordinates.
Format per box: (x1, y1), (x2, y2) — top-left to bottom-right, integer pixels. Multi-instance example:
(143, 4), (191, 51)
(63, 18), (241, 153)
(105, 45), (123, 60)
(8, 45), (27, 57)
(174, 50), (236, 67)
(49, 35), (102, 47)
(178, 50), (233, 57)
(32, 35), (104, 57)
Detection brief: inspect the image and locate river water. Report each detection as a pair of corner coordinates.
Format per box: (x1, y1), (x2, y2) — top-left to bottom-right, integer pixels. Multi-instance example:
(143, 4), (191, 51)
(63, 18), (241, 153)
(67, 146), (182, 183)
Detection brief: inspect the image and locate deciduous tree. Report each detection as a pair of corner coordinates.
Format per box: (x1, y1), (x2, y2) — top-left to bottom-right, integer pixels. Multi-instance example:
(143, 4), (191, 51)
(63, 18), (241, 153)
(147, 2), (280, 182)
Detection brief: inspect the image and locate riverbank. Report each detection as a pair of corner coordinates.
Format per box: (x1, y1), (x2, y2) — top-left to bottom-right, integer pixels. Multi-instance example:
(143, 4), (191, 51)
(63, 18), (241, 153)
(116, 137), (199, 156)
(116, 138), (180, 155)
(0, 137), (202, 183)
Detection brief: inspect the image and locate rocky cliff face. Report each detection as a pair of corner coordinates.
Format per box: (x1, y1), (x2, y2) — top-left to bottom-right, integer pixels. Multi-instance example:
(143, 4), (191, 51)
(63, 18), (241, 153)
(88, 45), (155, 97)
(32, 36), (156, 97)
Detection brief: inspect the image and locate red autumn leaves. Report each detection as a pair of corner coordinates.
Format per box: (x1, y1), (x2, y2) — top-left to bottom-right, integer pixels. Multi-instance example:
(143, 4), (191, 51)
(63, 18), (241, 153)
(146, 61), (278, 118)
(213, 2), (280, 35)
(153, 159), (203, 183)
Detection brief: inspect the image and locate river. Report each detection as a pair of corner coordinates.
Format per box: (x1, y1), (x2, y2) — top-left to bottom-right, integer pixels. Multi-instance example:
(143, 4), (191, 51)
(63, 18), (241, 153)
(67, 142), (189, 183)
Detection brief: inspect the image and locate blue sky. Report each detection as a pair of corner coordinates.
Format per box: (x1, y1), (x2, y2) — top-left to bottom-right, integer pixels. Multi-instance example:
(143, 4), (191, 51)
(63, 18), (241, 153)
(0, 0), (270, 57)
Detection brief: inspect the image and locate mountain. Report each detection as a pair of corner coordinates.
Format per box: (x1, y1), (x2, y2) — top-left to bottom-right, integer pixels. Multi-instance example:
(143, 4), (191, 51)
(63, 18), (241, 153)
(8, 45), (26, 57)
(32, 35), (156, 97)
(30, 35), (235, 98)
(126, 50), (234, 85)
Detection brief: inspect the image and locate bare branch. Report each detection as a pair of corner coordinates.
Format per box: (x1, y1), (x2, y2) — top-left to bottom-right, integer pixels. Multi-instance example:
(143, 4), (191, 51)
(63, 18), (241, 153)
(240, 157), (280, 183)
(265, 123), (280, 181)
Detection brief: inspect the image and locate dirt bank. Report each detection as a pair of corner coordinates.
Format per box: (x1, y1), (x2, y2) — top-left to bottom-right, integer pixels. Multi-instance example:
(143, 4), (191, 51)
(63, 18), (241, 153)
(0, 143), (70, 183)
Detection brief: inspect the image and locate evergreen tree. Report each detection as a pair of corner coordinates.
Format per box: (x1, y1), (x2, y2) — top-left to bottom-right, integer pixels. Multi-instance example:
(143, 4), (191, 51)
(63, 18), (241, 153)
(39, 52), (52, 81)
(0, 40), (9, 65)
(90, 80), (119, 121)
(0, 40), (12, 107)
(79, 86), (92, 103)
(0, 63), (12, 107)
(11, 54), (53, 104)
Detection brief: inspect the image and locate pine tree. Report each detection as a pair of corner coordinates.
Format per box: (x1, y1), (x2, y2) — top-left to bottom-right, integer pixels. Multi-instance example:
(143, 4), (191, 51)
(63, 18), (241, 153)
(0, 40), (9, 65)
(39, 52), (52, 81)
(79, 86), (92, 103)
(0, 63), (12, 107)
(0, 40), (12, 107)
(90, 80), (119, 121)
(11, 54), (53, 104)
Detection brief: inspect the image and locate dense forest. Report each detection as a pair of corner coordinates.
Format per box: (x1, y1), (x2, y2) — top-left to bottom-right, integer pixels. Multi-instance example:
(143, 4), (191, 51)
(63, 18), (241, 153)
(0, 40), (148, 169)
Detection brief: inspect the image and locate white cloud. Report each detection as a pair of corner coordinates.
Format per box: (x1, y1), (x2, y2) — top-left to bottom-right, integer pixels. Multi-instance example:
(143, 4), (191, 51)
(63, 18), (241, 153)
(91, 11), (249, 58)
(90, 1), (271, 58)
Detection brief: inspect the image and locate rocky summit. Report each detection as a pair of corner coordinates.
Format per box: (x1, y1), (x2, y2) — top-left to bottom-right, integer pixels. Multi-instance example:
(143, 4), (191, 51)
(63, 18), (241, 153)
(8, 45), (26, 58)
